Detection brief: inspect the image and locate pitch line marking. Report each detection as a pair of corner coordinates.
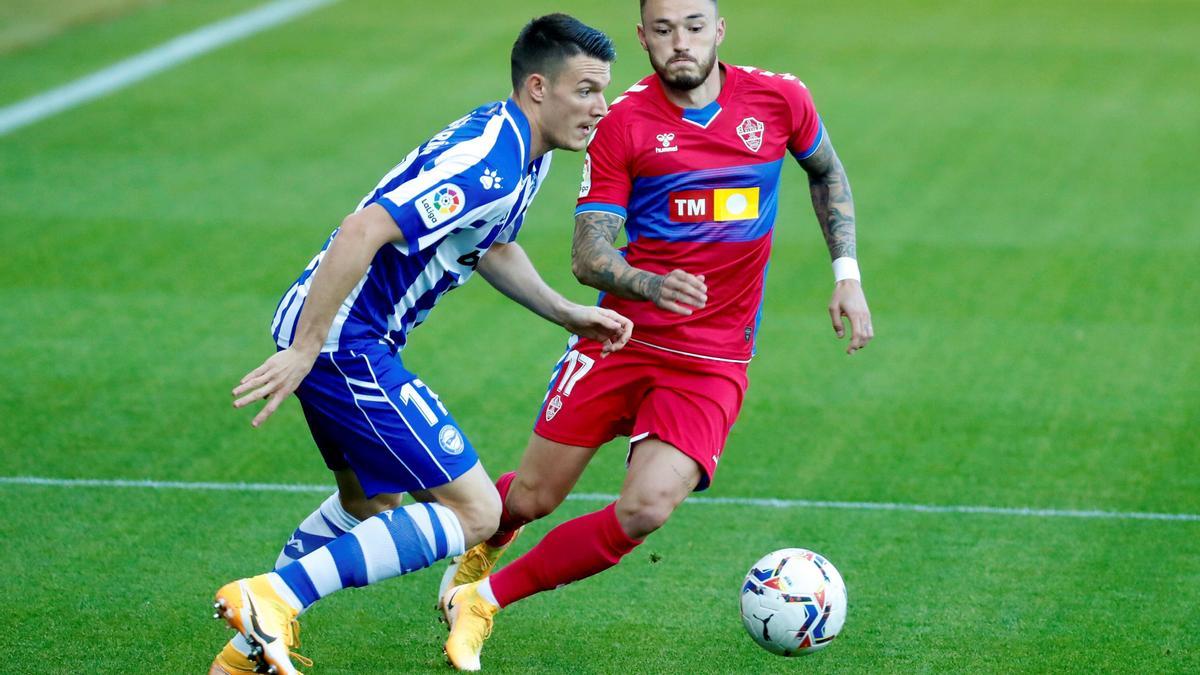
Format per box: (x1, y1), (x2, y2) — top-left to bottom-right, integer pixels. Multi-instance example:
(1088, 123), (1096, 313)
(2, 476), (1197, 523)
(0, 0), (338, 137)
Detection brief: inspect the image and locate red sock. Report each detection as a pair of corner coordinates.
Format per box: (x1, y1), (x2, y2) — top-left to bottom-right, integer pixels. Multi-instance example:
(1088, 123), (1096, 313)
(485, 472), (524, 548)
(490, 502), (641, 607)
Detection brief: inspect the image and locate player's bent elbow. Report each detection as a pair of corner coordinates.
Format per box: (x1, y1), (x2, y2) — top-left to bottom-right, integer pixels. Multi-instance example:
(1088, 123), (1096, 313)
(336, 212), (368, 242)
(571, 258), (598, 286)
(338, 204), (401, 251)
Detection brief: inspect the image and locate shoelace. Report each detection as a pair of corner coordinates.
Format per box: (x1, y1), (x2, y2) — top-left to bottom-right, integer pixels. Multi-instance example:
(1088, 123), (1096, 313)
(462, 546), (493, 573)
(468, 605), (495, 644)
(460, 526), (524, 579)
(287, 619), (314, 668)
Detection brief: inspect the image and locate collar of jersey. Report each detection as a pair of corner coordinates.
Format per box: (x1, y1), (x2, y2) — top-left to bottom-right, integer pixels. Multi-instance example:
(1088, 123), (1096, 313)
(656, 62), (737, 129)
(502, 97), (533, 170)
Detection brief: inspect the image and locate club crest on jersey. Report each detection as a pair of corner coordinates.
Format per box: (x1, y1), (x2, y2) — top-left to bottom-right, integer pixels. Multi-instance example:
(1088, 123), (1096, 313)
(737, 117), (765, 152)
(655, 132), (678, 153)
(438, 425), (465, 455)
(546, 394), (563, 421)
(416, 183), (466, 229)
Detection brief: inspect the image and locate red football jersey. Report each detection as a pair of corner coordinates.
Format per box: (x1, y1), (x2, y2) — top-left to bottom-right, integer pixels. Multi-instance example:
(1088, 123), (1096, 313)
(577, 63), (823, 361)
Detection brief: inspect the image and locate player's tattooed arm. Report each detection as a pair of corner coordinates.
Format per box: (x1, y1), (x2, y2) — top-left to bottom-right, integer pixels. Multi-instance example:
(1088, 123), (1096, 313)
(799, 135), (856, 261)
(799, 134), (874, 353)
(572, 211), (707, 316)
(571, 211), (649, 296)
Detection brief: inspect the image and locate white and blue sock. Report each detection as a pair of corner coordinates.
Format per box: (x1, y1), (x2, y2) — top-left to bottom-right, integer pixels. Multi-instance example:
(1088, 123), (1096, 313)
(273, 502), (465, 611)
(274, 491), (362, 569)
(232, 492), (363, 656)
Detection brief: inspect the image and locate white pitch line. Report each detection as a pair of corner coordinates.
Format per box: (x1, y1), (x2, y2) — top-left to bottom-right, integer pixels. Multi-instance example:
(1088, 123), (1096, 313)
(0, 475), (326, 493)
(0, 0), (338, 137)
(2, 476), (1197, 523)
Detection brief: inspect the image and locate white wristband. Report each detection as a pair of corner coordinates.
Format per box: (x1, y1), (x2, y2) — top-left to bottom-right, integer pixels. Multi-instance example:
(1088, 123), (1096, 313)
(832, 257), (861, 283)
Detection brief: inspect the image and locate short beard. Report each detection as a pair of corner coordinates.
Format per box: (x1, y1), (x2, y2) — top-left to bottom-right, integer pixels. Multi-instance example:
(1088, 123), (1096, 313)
(652, 50), (717, 92)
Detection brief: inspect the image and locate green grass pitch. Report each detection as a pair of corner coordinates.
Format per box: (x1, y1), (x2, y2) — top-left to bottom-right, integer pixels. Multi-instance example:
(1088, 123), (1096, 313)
(1, 0), (1198, 672)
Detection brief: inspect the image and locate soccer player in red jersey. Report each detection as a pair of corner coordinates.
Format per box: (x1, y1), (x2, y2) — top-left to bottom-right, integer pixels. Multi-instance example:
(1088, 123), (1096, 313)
(442, 0), (873, 668)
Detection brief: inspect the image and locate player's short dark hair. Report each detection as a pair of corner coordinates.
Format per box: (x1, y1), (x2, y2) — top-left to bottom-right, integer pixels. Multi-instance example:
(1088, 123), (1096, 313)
(639, 0), (719, 13)
(511, 14), (616, 91)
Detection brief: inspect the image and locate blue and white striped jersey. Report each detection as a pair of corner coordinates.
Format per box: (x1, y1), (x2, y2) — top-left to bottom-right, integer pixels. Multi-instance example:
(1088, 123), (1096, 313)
(271, 98), (552, 353)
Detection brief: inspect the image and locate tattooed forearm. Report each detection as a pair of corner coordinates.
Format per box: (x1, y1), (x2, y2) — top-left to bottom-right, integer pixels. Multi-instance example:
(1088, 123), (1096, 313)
(800, 136), (857, 261)
(571, 211), (659, 300)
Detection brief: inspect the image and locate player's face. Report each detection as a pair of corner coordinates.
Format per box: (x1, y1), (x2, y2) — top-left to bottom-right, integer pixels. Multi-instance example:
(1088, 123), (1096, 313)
(638, 0), (724, 92)
(541, 55), (611, 152)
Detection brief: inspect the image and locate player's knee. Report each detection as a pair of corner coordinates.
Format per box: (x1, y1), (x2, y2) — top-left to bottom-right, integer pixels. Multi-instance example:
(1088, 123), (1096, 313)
(615, 497), (678, 540)
(507, 479), (563, 523)
(340, 492), (400, 520)
(455, 492), (503, 546)
(369, 492), (403, 512)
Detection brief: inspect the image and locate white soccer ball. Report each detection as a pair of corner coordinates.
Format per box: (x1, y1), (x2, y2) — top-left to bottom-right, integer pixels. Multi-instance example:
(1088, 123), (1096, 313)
(739, 548), (847, 656)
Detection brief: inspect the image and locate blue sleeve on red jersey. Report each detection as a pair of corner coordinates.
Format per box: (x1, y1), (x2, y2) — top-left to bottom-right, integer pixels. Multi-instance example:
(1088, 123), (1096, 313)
(777, 76), (823, 161)
(792, 118), (825, 161)
(574, 202), (628, 219)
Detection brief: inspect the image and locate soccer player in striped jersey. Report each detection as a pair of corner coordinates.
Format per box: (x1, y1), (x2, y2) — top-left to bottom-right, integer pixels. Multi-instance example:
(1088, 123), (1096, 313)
(208, 15), (628, 675)
(440, 0), (874, 669)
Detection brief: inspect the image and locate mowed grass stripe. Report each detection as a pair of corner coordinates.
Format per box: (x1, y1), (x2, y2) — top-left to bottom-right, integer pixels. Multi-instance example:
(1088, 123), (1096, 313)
(3, 475), (1198, 523)
(0, 0), (338, 136)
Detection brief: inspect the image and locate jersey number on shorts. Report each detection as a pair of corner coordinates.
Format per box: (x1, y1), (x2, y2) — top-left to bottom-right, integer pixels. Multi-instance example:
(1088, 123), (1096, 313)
(399, 379), (448, 426)
(557, 350), (595, 396)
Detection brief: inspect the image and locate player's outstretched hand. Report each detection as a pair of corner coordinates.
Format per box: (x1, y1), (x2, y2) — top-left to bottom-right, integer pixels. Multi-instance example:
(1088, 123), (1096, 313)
(563, 305), (634, 355)
(829, 279), (873, 354)
(232, 347), (318, 427)
(649, 269), (707, 316)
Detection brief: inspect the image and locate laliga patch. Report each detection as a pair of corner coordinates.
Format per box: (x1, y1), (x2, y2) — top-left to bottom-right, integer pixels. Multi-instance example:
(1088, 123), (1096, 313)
(438, 425), (465, 455)
(737, 117), (765, 152)
(578, 153), (592, 197)
(545, 394), (563, 421)
(416, 183), (466, 229)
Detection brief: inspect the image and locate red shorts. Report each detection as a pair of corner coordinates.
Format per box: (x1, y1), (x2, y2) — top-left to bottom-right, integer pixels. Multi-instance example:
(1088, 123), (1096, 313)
(533, 338), (749, 490)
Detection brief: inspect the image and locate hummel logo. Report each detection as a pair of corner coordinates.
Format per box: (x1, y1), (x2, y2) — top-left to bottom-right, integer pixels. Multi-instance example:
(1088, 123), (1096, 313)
(480, 168), (502, 190)
(655, 132), (679, 154)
